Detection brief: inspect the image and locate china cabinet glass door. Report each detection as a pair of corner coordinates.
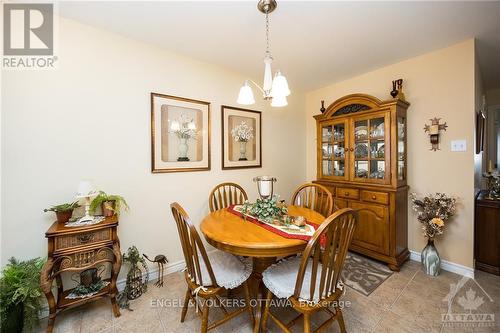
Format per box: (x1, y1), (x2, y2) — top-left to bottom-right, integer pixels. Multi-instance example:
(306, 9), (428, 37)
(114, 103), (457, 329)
(320, 121), (348, 180)
(350, 112), (390, 183)
(397, 116), (406, 182)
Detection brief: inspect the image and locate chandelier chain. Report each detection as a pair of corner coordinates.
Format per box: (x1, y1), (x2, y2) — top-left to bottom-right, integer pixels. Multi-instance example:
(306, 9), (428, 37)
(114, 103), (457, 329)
(265, 12), (270, 55)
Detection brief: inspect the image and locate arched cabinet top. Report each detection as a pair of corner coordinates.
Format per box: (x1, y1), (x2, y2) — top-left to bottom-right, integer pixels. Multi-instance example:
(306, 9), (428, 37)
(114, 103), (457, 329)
(314, 93), (409, 120)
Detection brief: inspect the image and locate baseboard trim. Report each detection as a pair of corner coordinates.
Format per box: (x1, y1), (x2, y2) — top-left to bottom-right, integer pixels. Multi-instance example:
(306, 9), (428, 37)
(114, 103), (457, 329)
(116, 259), (185, 291)
(409, 250), (474, 279)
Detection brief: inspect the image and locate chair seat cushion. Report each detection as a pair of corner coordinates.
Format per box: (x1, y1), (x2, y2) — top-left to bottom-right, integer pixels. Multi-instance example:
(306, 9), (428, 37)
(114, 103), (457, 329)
(263, 256), (342, 303)
(193, 250), (252, 290)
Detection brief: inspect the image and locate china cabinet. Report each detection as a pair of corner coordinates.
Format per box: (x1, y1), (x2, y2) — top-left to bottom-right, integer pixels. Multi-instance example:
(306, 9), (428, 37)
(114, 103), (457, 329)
(314, 94), (409, 271)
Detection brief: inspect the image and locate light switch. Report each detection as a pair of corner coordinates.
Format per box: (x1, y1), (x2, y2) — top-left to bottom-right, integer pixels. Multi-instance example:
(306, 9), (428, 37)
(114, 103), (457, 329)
(451, 140), (466, 152)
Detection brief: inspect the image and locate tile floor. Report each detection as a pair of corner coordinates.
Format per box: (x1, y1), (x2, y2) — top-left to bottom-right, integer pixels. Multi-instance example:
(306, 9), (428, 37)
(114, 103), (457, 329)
(37, 260), (500, 333)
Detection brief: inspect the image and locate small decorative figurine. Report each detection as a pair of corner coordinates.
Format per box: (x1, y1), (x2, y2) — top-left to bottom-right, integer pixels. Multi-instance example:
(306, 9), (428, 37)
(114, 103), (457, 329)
(143, 254), (169, 287)
(483, 170), (500, 200)
(396, 79), (406, 101)
(390, 79), (406, 100)
(320, 100), (326, 113)
(424, 118), (448, 151)
(390, 81), (398, 98)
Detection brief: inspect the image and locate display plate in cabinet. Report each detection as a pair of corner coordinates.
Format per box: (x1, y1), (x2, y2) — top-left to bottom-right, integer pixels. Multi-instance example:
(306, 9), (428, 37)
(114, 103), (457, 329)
(361, 190), (389, 205)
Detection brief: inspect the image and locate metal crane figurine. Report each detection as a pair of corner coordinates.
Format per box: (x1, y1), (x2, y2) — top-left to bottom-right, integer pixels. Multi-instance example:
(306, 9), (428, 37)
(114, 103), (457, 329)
(143, 254), (169, 287)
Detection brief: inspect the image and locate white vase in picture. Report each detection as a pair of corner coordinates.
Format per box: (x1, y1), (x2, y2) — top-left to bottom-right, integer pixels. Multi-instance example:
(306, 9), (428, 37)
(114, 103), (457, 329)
(239, 141), (248, 161)
(178, 138), (189, 161)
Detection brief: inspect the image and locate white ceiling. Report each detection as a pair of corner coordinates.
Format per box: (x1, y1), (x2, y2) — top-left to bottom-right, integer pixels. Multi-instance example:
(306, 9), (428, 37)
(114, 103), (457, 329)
(59, 1), (500, 91)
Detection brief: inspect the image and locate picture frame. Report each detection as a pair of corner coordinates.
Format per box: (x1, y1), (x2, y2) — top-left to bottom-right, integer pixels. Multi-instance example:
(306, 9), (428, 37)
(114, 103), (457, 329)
(221, 105), (262, 170)
(151, 93), (211, 173)
(476, 110), (486, 154)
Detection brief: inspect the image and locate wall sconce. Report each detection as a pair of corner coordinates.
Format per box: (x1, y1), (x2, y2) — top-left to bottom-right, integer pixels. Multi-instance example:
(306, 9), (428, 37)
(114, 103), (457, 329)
(253, 176), (277, 199)
(424, 118), (448, 151)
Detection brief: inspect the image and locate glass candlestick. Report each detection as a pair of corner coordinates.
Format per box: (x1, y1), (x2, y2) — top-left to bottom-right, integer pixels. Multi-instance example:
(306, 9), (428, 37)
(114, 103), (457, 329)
(253, 176), (277, 199)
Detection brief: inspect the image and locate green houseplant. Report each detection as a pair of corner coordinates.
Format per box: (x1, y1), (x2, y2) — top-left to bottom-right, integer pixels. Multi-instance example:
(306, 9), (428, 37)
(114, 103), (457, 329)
(0, 257), (45, 332)
(43, 201), (80, 223)
(241, 195), (288, 223)
(90, 191), (129, 217)
(117, 246), (149, 310)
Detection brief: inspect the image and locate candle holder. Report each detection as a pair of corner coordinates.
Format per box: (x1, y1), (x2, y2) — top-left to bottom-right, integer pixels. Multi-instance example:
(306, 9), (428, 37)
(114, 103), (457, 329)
(253, 176), (277, 199)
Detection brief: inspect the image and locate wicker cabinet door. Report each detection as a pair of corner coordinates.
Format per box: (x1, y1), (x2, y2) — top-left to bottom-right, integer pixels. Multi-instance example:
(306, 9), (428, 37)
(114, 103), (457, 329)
(349, 201), (389, 255)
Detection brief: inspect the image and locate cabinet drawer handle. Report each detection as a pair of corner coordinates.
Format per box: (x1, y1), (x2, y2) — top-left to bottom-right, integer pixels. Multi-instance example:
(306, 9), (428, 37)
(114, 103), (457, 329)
(344, 192), (350, 196)
(77, 234), (94, 244)
(371, 195), (377, 200)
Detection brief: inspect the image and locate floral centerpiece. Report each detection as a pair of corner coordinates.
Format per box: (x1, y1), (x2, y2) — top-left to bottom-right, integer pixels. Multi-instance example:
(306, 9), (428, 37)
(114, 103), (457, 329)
(241, 195), (287, 224)
(231, 121), (254, 161)
(410, 192), (457, 276)
(170, 114), (197, 161)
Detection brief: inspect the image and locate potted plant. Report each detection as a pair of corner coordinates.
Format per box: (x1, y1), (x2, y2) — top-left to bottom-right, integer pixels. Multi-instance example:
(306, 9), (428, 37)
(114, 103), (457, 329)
(122, 246), (149, 300)
(0, 257), (45, 333)
(43, 201), (80, 223)
(90, 191), (129, 217)
(410, 192), (457, 276)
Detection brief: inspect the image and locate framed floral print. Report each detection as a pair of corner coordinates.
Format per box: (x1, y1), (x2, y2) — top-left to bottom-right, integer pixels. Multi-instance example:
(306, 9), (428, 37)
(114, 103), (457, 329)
(221, 105), (262, 169)
(151, 93), (210, 173)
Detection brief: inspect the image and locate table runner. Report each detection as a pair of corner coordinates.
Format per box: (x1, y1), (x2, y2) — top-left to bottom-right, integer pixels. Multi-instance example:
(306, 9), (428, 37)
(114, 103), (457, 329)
(227, 205), (320, 242)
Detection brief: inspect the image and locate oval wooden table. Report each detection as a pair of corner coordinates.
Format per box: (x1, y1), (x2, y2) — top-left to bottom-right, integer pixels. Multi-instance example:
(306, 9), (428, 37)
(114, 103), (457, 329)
(200, 206), (325, 333)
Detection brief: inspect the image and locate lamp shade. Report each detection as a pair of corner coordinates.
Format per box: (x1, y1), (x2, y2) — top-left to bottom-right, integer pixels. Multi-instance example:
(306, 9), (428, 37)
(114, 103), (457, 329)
(237, 81), (256, 105)
(76, 180), (96, 198)
(270, 71), (290, 98)
(271, 95), (288, 107)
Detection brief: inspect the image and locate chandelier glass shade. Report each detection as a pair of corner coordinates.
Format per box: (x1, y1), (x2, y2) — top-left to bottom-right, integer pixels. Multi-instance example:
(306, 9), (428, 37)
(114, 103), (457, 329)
(237, 0), (290, 108)
(237, 80), (256, 105)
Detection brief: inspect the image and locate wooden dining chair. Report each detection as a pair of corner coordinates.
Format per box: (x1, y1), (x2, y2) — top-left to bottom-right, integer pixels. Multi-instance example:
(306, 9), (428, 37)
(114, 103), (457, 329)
(261, 208), (358, 333)
(209, 182), (248, 212)
(170, 202), (254, 332)
(291, 183), (334, 217)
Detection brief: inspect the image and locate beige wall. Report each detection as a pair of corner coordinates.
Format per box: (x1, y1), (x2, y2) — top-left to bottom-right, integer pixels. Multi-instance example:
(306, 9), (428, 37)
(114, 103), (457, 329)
(305, 40), (476, 268)
(0, 18), (307, 273)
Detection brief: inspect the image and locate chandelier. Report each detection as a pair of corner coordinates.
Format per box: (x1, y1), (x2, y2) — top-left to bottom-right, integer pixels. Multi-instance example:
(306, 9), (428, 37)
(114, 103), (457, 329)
(237, 0), (290, 108)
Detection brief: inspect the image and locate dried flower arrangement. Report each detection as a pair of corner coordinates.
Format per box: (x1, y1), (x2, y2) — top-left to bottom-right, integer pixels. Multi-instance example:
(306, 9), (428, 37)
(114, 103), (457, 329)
(410, 192), (457, 239)
(231, 121), (254, 142)
(170, 114), (197, 139)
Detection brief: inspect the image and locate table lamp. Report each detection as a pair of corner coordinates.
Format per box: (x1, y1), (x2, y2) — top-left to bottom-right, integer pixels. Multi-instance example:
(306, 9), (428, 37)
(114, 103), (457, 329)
(253, 176), (276, 199)
(76, 180), (98, 223)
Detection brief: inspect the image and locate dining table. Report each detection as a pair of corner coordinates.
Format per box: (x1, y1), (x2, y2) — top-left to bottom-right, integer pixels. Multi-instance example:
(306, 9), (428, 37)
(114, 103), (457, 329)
(200, 205), (325, 333)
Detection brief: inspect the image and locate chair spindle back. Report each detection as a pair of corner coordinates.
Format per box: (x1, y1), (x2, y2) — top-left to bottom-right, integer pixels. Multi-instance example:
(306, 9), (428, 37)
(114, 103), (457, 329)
(209, 182), (248, 212)
(171, 202), (217, 287)
(293, 208), (357, 303)
(291, 183), (334, 217)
